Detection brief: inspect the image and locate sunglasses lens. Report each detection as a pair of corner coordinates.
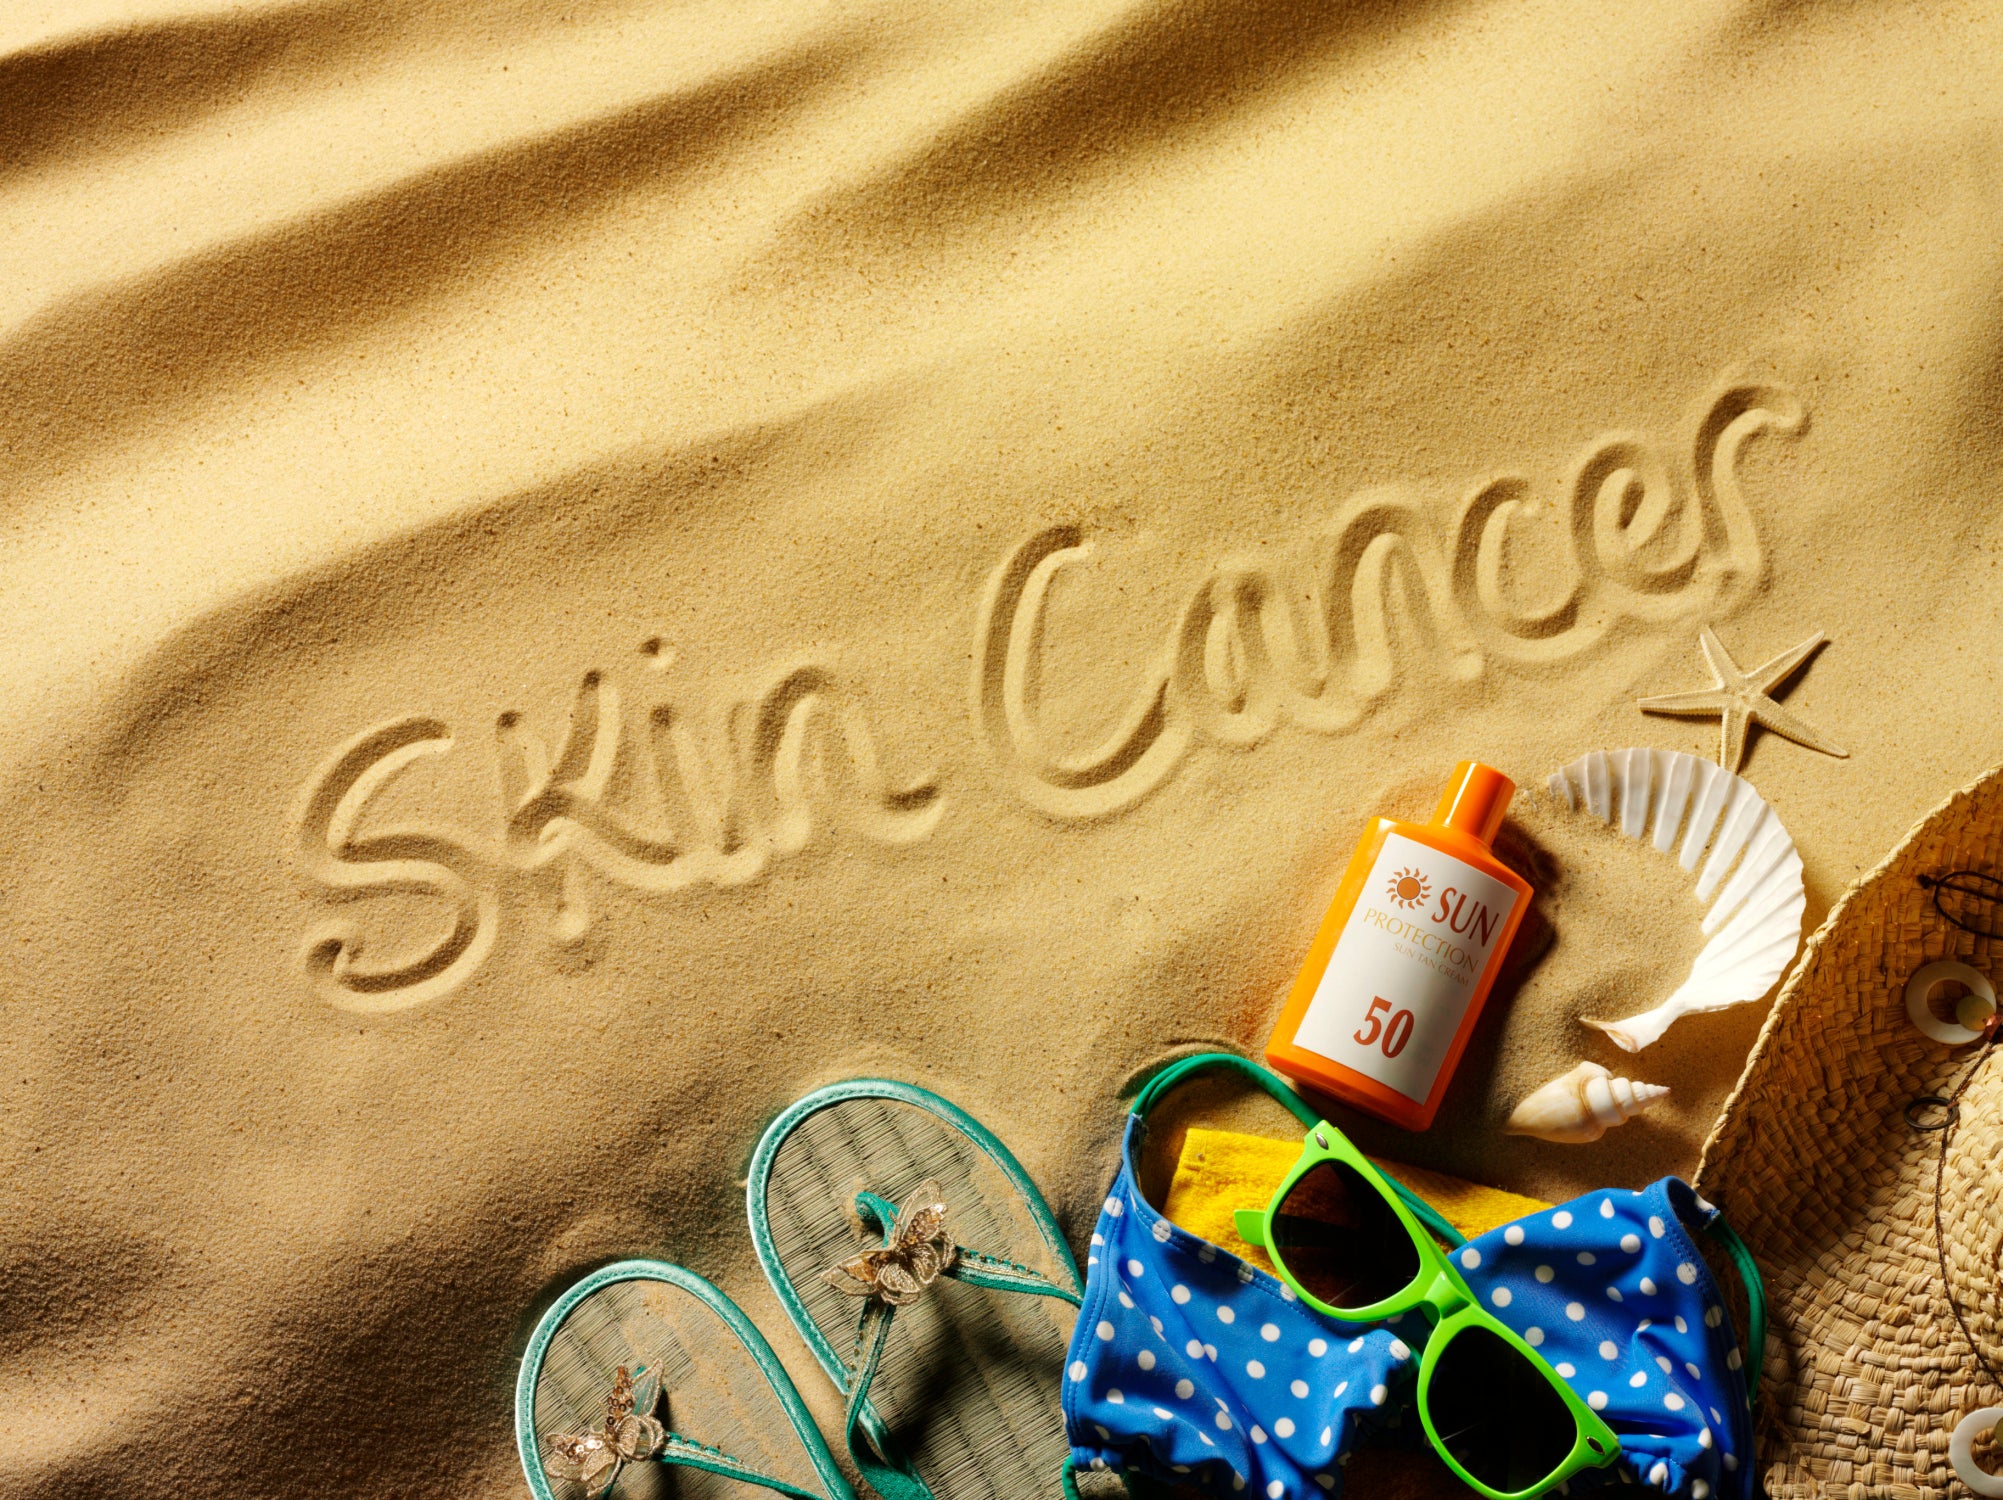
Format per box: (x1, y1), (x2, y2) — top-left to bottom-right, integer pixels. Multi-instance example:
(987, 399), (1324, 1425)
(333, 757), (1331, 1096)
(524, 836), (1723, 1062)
(1268, 1158), (1422, 1310)
(1427, 1323), (1586, 1493)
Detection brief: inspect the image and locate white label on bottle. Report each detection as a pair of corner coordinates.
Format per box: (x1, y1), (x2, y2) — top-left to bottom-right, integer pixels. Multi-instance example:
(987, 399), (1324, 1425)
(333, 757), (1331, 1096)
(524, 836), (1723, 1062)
(1292, 832), (1521, 1105)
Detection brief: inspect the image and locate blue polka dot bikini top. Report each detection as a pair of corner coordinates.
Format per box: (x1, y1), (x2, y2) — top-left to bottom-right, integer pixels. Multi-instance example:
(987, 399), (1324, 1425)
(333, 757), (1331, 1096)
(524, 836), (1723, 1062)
(1062, 1059), (1762, 1500)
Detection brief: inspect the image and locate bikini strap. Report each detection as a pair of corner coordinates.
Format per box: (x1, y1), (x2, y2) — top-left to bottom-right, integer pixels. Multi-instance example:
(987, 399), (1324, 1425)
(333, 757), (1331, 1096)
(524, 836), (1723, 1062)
(1126, 1051), (1466, 1249)
(1702, 1213), (1767, 1407)
(1130, 1051), (1319, 1125)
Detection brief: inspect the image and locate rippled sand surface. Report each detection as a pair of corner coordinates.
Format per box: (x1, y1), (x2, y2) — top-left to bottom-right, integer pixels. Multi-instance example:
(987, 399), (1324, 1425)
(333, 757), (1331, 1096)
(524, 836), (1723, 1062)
(4, 3), (2002, 1494)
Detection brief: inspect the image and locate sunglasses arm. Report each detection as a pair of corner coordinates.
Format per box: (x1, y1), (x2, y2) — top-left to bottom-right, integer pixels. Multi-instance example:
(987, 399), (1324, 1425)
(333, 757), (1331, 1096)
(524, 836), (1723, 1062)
(1232, 1210), (1269, 1248)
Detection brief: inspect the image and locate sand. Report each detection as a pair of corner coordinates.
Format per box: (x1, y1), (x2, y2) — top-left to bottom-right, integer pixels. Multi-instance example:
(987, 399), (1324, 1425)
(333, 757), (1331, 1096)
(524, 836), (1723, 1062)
(5, 2), (2003, 1496)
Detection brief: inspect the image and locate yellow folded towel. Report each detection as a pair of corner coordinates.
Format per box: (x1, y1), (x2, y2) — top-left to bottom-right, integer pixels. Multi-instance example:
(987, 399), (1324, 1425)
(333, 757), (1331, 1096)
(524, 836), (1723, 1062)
(1162, 1127), (1550, 1274)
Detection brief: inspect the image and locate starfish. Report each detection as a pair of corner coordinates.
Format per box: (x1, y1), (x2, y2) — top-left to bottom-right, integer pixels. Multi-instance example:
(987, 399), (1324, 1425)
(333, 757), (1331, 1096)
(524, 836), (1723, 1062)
(1638, 625), (1848, 774)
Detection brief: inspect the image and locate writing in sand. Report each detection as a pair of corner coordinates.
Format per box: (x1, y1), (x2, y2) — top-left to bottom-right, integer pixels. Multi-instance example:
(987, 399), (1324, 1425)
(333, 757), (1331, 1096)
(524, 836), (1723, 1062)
(293, 660), (942, 1012)
(975, 381), (1801, 818)
(295, 378), (1799, 1009)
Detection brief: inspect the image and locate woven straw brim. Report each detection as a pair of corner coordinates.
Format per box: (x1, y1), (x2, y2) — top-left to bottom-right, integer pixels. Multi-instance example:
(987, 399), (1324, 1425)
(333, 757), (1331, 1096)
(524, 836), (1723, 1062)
(1696, 765), (2003, 1500)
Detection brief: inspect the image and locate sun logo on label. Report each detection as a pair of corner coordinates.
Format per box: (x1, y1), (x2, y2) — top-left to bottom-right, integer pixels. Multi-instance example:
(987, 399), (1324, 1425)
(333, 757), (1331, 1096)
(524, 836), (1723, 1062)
(1386, 868), (1430, 909)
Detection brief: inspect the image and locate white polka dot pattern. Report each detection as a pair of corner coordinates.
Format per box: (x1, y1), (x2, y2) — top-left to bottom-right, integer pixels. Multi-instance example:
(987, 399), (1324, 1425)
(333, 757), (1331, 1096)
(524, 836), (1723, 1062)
(1298, 1184), (1751, 1500)
(1068, 1151), (1745, 1500)
(1067, 1163), (1422, 1499)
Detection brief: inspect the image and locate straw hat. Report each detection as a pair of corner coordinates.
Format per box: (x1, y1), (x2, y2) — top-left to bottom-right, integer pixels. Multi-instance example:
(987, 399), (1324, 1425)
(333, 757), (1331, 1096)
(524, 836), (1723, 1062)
(1696, 765), (2003, 1500)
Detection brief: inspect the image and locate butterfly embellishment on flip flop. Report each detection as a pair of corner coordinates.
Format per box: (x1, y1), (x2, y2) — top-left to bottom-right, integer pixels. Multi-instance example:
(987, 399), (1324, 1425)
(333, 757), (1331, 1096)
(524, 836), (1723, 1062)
(823, 1183), (957, 1306)
(541, 1364), (667, 1496)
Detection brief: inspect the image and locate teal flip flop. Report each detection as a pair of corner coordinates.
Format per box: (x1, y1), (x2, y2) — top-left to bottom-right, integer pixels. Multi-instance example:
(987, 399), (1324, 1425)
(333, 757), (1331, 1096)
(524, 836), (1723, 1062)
(516, 1260), (857, 1500)
(747, 1080), (1086, 1500)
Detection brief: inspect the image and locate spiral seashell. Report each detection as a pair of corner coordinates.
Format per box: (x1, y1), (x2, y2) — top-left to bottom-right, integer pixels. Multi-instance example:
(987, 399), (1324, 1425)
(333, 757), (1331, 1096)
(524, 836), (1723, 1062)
(1504, 1060), (1671, 1144)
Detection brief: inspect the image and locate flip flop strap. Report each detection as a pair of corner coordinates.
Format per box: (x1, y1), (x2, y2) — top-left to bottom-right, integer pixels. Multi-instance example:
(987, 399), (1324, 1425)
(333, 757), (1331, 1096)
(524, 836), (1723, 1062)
(952, 1245), (1085, 1304)
(654, 1433), (833, 1500)
(838, 1191), (1086, 1497)
(852, 1190), (1084, 1306)
(840, 1300), (935, 1500)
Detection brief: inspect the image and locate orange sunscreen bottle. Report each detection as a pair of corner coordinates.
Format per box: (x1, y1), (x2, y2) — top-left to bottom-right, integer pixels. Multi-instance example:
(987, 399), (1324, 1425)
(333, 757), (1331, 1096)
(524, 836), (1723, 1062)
(1265, 761), (1531, 1131)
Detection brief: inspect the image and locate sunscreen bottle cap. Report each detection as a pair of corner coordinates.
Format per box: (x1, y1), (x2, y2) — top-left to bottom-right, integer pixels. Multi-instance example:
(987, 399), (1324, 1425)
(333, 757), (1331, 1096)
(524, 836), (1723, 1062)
(1431, 761), (1514, 846)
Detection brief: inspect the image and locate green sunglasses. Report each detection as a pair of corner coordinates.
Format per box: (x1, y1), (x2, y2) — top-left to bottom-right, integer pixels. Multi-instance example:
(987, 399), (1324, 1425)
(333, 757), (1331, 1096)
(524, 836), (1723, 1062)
(1232, 1121), (1622, 1500)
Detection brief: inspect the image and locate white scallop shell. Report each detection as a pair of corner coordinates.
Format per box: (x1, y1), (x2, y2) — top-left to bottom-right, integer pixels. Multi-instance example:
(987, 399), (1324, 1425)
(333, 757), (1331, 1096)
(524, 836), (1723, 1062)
(1547, 747), (1806, 1051)
(1505, 1060), (1671, 1144)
